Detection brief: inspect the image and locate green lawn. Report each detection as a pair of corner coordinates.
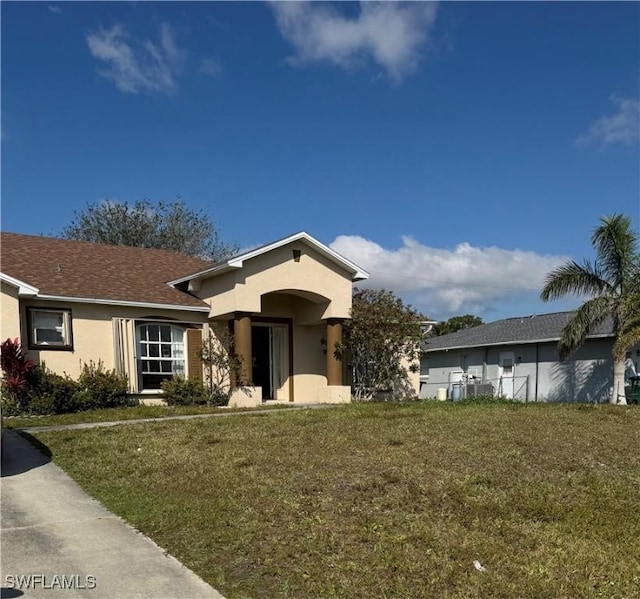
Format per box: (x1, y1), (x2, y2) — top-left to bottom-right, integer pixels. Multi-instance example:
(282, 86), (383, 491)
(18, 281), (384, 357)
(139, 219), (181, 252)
(32, 402), (640, 599)
(4, 403), (294, 429)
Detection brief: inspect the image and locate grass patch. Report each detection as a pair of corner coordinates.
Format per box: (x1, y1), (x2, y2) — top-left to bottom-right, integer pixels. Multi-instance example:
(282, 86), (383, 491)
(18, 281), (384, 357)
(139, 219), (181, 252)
(4, 403), (295, 429)
(33, 402), (640, 598)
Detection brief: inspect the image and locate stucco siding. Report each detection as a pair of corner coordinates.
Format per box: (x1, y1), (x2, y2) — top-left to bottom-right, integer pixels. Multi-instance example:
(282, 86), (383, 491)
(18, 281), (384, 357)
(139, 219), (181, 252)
(1, 282), (22, 341)
(199, 241), (353, 321)
(536, 338), (613, 403)
(423, 337), (617, 403)
(20, 300), (207, 380)
(396, 354), (420, 397)
(195, 242), (356, 403)
(292, 323), (326, 401)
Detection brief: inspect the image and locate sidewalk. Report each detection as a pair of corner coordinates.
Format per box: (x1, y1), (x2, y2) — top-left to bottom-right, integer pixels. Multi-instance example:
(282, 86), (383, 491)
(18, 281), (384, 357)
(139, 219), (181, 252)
(1, 430), (225, 599)
(13, 403), (332, 433)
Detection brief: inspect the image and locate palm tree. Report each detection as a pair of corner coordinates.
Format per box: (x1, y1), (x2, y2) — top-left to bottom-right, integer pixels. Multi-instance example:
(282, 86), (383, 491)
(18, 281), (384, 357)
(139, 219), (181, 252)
(540, 214), (640, 404)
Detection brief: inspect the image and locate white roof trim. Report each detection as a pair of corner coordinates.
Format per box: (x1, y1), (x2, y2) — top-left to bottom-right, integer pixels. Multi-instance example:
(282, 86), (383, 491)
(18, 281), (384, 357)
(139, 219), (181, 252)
(423, 333), (615, 353)
(34, 294), (210, 313)
(168, 231), (370, 287)
(0, 272), (39, 297)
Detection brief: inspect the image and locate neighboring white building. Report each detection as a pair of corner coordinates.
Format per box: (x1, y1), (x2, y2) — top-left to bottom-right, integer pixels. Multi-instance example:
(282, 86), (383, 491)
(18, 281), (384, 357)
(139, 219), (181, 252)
(420, 311), (639, 403)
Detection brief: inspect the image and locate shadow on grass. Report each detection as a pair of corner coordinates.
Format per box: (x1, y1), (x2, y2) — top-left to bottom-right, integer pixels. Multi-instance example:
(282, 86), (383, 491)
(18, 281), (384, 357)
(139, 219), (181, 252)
(1, 431), (52, 477)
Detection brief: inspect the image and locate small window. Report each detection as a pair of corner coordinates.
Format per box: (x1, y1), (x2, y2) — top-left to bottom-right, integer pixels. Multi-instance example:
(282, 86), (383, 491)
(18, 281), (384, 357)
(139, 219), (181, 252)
(28, 308), (73, 349)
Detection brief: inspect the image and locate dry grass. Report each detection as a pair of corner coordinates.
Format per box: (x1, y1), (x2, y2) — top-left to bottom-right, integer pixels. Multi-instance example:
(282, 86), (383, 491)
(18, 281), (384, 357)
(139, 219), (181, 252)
(4, 403), (294, 429)
(33, 402), (640, 598)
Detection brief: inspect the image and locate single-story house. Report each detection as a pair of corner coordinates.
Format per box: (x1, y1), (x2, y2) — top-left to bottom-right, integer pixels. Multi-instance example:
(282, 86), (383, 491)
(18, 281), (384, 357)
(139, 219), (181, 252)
(420, 311), (639, 403)
(0, 231), (373, 407)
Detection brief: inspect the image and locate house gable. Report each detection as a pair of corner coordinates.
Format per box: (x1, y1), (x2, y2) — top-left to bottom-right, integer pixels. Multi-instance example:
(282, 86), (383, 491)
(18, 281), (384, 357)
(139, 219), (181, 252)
(175, 232), (370, 321)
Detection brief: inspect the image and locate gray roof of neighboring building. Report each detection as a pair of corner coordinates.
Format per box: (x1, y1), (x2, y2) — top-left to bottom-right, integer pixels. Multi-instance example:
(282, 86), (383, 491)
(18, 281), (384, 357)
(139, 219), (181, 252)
(422, 311), (615, 352)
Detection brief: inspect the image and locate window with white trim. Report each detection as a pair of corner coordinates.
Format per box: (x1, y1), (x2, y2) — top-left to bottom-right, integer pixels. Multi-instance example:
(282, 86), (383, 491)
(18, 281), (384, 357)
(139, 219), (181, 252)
(28, 308), (73, 349)
(136, 323), (185, 390)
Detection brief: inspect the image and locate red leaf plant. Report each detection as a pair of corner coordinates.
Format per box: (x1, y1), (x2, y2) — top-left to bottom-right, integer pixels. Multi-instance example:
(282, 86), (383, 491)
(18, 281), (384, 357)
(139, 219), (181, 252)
(1, 337), (37, 400)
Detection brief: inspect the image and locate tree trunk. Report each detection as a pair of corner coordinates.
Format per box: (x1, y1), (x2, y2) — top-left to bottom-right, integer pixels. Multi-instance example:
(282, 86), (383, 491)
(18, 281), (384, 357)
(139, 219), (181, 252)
(612, 357), (627, 405)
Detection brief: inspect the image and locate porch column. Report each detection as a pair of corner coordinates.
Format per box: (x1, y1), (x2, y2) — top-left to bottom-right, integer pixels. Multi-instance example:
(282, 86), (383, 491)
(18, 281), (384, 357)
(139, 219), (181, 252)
(326, 318), (344, 386)
(234, 312), (252, 386)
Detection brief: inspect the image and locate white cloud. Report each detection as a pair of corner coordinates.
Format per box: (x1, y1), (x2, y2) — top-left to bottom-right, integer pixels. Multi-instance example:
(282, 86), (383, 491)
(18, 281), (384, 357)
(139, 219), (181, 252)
(200, 57), (223, 78)
(269, 1), (438, 83)
(86, 23), (186, 95)
(330, 235), (569, 318)
(577, 94), (640, 150)
(48, 5), (62, 14)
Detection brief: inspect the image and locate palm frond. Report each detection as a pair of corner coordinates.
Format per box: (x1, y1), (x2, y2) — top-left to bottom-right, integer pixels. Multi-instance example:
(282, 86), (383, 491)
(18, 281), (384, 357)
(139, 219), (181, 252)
(592, 214), (638, 289)
(557, 296), (614, 360)
(540, 260), (613, 302)
(618, 292), (640, 327)
(614, 291), (640, 361)
(624, 257), (640, 295)
(614, 328), (640, 362)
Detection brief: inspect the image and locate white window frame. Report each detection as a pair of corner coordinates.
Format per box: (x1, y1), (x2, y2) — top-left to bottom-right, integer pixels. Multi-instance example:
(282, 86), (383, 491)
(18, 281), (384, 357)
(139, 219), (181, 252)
(28, 308), (73, 349)
(136, 323), (186, 390)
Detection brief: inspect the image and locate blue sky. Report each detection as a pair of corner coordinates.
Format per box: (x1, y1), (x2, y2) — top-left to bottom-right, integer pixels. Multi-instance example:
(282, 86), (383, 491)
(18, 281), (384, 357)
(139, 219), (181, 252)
(2, 1), (639, 321)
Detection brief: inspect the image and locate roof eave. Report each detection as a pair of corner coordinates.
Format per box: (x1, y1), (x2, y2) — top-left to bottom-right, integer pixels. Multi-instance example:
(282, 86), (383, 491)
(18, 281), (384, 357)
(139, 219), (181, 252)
(0, 272), (40, 297)
(34, 294), (210, 313)
(422, 333), (615, 353)
(168, 231), (370, 287)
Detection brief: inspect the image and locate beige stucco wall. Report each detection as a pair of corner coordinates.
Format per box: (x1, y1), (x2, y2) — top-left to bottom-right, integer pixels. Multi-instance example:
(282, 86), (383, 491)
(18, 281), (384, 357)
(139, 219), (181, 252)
(198, 241), (353, 322)
(195, 242), (356, 403)
(210, 313), (342, 403)
(19, 300), (207, 380)
(402, 355), (421, 398)
(1, 282), (22, 341)
(292, 323), (327, 401)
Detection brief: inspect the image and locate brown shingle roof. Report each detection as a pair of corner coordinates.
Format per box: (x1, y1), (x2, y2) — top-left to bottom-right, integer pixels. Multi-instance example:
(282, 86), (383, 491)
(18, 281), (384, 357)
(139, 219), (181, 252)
(1, 232), (214, 310)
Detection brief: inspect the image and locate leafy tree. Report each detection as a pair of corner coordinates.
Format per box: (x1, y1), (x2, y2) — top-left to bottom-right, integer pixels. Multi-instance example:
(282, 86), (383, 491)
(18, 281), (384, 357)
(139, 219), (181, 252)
(431, 314), (483, 337)
(61, 199), (237, 261)
(198, 327), (243, 406)
(336, 289), (428, 401)
(540, 214), (640, 404)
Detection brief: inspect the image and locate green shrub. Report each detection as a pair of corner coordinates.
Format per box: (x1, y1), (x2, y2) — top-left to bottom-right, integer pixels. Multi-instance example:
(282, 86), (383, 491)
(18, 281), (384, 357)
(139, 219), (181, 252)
(75, 361), (130, 410)
(32, 370), (80, 415)
(2, 361), (131, 415)
(207, 386), (230, 407)
(1, 380), (22, 415)
(71, 389), (97, 412)
(27, 392), (58, 416)
(161, 377), (208, 406)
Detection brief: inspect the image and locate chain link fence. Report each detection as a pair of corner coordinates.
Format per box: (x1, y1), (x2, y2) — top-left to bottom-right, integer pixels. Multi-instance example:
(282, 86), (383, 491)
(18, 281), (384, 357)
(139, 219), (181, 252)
(420, 375), (530, 402)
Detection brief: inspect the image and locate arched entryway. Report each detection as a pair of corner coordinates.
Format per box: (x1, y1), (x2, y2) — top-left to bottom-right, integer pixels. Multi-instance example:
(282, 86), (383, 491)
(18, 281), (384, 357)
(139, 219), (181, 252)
(230, 290), (345, 403)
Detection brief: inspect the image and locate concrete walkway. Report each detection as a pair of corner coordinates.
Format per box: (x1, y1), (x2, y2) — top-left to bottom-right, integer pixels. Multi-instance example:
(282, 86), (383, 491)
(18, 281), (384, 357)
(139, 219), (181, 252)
(13, 403), (333, 433)
(1, 430), (225, 599)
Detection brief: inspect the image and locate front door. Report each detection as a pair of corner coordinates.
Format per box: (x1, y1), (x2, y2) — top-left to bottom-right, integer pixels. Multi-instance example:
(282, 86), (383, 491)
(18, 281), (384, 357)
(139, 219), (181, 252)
(251, 324), (287, 400)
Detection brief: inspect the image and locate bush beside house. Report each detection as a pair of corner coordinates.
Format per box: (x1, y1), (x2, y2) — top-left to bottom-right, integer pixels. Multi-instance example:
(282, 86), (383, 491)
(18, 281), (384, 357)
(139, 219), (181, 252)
(160, 377), (208, 406)
(0, 338), (133, 415)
